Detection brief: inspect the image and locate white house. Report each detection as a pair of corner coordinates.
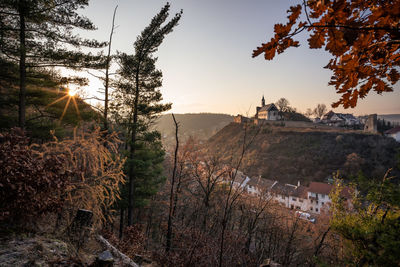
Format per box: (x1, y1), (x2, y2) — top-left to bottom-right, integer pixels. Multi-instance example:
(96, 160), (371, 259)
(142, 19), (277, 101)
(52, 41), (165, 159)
(385, 126), (400, 142)
(228, 170), (251, 190)
(245, 177), (277, 195)
(288, 185), (308, 211)
(270, 183), (296, 207)
(256, 96), (280, 121)
(222, 169), (353, 215)
(306, 182), (333, 214)
(322, 111), (360, 127)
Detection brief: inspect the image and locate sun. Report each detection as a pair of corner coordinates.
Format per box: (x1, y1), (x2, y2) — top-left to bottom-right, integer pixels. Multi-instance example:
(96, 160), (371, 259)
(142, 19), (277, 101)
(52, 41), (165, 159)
(45, 87), (81, 123)
(68, 89), (76, 97)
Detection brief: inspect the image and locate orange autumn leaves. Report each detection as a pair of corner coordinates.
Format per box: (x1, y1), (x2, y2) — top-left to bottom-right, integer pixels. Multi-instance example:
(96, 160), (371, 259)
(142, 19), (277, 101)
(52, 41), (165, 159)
(253, 0), (400, 108)
(256, 5), (302, 60)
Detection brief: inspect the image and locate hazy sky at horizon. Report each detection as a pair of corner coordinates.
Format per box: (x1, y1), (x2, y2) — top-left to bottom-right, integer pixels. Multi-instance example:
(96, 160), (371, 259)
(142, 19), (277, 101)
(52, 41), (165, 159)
(76, 0), (400, 116)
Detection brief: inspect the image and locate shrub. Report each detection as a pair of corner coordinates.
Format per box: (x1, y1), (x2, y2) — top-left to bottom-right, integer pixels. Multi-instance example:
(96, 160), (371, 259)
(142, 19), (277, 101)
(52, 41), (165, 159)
(0, 127), (126, 227)
(0, 128), (72, 224)
(102, 225), (145, 258)
(41, 127), (126, 225)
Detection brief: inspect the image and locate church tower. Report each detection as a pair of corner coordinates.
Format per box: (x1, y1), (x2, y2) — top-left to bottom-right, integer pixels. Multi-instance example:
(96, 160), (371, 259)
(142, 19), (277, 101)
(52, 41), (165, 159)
(262, 95), (265, 107)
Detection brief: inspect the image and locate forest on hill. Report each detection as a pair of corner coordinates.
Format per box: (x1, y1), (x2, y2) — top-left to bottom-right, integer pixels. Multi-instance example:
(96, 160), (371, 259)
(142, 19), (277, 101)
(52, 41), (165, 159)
(206, 123), (400, 185)
(154, 113), (233, 145)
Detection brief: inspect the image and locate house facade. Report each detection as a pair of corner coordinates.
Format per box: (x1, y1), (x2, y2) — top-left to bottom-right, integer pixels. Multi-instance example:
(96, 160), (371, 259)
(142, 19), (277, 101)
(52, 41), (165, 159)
(306, 182), (332, 213)
(222, 168), (353, 215)
(228, 173), (352, 215)
(385, 126), (400, 142)
(256, 96), (280, 121)
(321, 111), (361, 127)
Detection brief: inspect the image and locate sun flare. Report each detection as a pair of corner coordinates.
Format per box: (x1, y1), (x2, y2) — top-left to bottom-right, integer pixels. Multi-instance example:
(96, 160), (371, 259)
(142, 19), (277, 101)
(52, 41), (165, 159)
(45, 88), (81, 123)
(68, 89), (76, 97)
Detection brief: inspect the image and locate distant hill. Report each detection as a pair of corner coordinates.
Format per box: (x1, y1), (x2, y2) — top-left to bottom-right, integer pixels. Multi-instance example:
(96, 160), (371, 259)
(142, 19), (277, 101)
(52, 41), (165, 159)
(154, 113), (233, 145)
(206, 123), (400, 185)
(378, 114), (400, 124)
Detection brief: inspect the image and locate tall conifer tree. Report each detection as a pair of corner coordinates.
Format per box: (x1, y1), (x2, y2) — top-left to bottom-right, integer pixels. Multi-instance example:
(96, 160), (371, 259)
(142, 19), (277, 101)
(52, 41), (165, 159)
(0, 0), (106, 128)
(111, 3), (182, 226)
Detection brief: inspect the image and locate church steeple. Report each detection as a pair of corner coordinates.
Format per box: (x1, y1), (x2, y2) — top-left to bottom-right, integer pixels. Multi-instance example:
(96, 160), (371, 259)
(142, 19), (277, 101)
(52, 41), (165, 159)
(262, 95), (265, 107)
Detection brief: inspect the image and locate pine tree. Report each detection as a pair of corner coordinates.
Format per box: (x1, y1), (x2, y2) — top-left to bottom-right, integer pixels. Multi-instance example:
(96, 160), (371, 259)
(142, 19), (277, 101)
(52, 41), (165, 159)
(0, 58), (100, 140)
(110, 3), (182, 226)
(0, 0), (106, 128)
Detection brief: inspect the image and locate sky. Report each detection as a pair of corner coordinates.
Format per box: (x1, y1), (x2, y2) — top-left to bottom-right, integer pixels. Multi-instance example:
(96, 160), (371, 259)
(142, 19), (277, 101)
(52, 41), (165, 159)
(75, 0), (400, 116)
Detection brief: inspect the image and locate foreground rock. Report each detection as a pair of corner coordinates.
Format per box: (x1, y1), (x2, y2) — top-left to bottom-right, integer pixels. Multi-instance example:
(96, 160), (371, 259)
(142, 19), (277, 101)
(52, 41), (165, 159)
(0, 236), (80, 266)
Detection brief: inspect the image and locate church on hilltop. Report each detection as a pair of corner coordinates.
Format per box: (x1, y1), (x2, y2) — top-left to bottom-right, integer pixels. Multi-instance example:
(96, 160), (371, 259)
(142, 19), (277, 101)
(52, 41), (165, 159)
(233, 96), (281, 124)
(255, 95), (280, 120)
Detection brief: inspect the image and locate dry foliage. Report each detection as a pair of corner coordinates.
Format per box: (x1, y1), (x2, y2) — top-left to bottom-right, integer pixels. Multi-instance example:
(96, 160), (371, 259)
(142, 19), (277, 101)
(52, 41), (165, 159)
(40, 127), (126, 225)
(102, 225), (146, 259)
(0, 127), (125, 227)
(152, 226), (253, 267)
(140, 138), (337, 266)
(0, 128), (72, 224)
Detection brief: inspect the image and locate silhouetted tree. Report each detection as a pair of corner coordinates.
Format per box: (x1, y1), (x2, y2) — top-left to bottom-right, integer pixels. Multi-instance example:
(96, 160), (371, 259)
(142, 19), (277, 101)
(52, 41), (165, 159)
(276, 97), (290, 112)
(305, 108), (314, 118)
(0, 0), (106, 128)
(313, 104), (327, 118)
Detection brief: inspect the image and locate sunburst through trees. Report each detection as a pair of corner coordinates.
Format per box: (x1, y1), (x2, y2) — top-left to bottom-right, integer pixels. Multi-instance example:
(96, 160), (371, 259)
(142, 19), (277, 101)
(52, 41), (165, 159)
(46, 88), (81, 123)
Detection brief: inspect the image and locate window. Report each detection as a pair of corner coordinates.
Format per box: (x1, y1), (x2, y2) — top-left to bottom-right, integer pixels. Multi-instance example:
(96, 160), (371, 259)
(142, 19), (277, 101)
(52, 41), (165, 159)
(310, 207), (313, 211)
(316, 208), (319, 212)
(321, 194), (325, 199)
(322, 202), (324, 205)
(299, 199), (303, 203)
(296, 206), (300, 210)
(281, 195), (285, 199)
(292, 197), (297, 201)
(316, 200), (319, 204)
(311, 200), (313, 203)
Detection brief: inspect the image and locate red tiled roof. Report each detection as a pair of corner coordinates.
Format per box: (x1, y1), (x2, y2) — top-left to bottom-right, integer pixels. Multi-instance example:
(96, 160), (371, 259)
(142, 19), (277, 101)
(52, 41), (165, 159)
(308, 182), (333, 195)
(308, 182), (354, 199)
(385, 126), (400, 135)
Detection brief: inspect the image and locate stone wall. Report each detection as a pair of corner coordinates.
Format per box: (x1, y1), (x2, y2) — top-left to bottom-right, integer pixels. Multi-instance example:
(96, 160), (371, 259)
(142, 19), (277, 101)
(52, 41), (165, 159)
(364, 114), (378, 133)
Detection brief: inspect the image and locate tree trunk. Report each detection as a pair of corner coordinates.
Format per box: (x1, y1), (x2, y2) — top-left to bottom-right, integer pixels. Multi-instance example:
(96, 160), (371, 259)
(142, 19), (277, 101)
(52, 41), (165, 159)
(104, 6), (118, 130)
(119, 208), (124, 239)
(166, 114), (179, 252)
(127, 69), (140, 226)
(18, 1), (26, 129)
(67, 209), (93, 250)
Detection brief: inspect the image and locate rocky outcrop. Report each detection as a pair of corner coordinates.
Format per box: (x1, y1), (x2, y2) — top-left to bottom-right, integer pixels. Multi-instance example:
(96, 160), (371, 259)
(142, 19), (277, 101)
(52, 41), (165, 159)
(0, 236), (76, 266)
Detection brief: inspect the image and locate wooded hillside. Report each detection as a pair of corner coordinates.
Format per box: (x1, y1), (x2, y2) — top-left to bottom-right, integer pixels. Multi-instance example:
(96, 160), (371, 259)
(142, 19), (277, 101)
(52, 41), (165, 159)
(206, 123), (400, 184)
(154, 113), (233, 145)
